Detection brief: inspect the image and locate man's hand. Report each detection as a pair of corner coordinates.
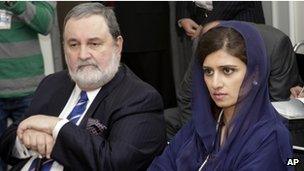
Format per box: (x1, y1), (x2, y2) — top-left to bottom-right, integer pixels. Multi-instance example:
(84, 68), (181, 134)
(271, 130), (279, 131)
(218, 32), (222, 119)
(21, 129), (54, 158)
(179, 18), (200, 39)
(290, 85), (304, 98)
(17, 115), (60, 139)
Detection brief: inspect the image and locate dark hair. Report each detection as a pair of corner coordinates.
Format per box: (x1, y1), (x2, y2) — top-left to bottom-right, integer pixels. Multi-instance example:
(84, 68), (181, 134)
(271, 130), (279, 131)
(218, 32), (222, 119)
(63, 3), (121, 39)
(196, 27), (246, 66)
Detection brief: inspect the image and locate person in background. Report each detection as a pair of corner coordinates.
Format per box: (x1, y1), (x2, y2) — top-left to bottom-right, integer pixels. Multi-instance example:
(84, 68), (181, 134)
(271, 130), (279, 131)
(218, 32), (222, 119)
(176, 1), (265, 39)
(0, 2), (55, 170)
(0, 3), (166, 170)
(149, 21), (293, 170)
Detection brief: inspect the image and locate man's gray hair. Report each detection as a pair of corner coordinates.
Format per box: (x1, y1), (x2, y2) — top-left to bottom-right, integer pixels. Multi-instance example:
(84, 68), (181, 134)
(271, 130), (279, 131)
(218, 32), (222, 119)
(64, 2), (121, 38)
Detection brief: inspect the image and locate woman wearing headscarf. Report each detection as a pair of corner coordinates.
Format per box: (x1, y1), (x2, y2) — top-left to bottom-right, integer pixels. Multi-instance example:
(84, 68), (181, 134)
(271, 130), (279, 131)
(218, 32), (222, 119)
(148, 21), (293, 171)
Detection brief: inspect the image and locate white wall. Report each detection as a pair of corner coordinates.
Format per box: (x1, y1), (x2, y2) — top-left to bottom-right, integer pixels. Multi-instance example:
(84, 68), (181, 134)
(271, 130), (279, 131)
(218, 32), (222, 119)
(263, 1), (304, 53)
(292, 1), (304, 53)
(39, 34), (55, 76)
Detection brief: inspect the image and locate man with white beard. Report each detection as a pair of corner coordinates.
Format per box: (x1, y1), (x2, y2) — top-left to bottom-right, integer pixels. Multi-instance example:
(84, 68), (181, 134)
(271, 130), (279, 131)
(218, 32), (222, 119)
(0, 3), (166, 171)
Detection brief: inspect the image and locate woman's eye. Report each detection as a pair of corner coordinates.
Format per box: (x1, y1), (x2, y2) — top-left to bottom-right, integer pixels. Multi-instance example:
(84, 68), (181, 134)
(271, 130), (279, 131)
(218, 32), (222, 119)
(203, 68), (213, 76)
(223, 67), (235, 75)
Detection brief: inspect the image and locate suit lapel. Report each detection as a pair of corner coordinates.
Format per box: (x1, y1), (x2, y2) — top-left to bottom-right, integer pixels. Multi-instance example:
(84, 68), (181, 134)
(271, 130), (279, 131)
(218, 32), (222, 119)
(47, 74), (75, 117)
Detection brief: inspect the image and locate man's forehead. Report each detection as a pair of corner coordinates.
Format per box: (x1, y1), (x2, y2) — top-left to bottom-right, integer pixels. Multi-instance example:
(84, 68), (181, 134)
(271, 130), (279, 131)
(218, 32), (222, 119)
(69, 14), (106, 24)
(64, 15), (111, 38)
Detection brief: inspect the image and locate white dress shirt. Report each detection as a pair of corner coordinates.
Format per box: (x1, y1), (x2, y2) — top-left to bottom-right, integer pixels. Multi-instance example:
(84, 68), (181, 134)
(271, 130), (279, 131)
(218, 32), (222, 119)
(13, 85), (100, 171)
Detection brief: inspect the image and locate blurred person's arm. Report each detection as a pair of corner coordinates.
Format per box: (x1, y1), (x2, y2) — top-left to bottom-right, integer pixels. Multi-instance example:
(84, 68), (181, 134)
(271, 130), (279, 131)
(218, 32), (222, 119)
(266, 29), (301, 101)
(178, 18), (200, 38)
(0, 1), (55, 35)
(176, 1), (198, 38)
(176, 1), (193, 23)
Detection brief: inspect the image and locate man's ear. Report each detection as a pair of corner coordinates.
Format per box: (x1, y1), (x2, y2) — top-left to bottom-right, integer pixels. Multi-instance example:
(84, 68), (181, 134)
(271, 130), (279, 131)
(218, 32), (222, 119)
(114, 36), (123, 54)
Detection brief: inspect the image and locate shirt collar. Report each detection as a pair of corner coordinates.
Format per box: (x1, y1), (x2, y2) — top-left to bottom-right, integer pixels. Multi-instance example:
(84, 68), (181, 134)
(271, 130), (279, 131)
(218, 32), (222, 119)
(75, 84), (101, 102)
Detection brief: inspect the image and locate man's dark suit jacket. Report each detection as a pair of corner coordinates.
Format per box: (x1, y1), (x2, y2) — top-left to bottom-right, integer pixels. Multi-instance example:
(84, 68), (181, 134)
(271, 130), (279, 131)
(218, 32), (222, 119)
(0, 64), (166, 170)
(166, 23), (302, 140)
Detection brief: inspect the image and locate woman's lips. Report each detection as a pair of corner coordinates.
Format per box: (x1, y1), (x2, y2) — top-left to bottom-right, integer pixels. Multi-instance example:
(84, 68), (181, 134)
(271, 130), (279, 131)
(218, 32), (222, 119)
(212, 92), (227, 101)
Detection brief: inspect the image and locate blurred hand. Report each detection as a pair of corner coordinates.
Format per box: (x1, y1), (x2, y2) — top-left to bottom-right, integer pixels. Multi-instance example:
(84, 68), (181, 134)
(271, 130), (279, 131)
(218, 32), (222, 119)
(192, 25), (203, 39)
(290, 86), (304, 99)
(179, 18), (200, 38)
(17, 115), (60, 140)
(202, 21), (220, 34)
(21, 129), (54, 158)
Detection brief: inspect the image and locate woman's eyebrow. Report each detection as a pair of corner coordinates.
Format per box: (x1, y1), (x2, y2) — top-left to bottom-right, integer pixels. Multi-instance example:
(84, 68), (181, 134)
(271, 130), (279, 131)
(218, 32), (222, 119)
(218, 65), (238, 68)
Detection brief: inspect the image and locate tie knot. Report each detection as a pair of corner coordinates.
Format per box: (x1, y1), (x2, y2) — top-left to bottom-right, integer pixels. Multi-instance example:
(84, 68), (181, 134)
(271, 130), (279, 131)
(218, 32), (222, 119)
(80, 91), (88, 101)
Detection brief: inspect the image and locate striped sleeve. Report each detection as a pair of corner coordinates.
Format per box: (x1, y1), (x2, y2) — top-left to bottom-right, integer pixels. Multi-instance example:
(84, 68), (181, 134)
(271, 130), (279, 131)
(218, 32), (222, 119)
(1, 1), (56, 35)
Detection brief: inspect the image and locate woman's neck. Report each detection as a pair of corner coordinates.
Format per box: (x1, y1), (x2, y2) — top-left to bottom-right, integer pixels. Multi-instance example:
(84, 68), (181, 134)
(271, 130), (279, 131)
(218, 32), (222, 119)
(218, 106), (235, 146)
(223, 106), (235, 125)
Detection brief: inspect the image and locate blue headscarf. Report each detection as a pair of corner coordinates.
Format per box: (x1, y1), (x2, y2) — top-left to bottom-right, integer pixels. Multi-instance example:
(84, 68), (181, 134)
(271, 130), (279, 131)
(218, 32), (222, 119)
(148, 21), (293, 171)
(192, 21), (292, 169)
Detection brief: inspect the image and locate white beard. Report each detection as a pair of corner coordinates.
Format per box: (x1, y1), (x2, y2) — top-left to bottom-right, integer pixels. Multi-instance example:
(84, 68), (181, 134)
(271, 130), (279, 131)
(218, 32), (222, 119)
(67, 53), (120, 90)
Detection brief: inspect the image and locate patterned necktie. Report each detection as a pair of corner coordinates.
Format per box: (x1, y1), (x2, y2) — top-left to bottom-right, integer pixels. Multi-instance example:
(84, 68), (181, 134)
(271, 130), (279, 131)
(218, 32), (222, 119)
(67, 91), (88, 124)
(28, 91), (88, 171)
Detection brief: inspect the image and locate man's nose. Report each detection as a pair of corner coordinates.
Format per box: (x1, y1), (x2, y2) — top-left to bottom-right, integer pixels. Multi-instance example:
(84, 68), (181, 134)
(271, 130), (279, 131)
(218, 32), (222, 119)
(79, 46), (91, 60)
